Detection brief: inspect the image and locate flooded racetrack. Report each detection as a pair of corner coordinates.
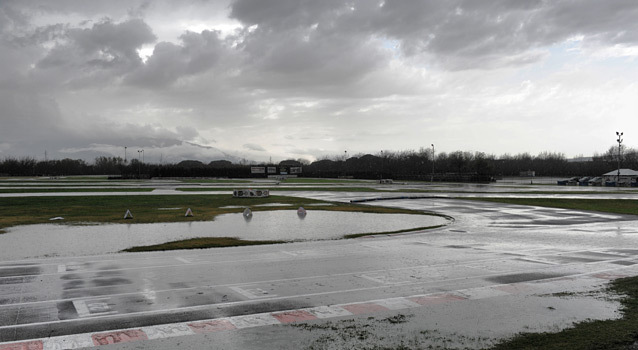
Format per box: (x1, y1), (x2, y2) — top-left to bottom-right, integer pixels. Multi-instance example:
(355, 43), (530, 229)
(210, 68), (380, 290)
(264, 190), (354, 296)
(0, 210), (447, 260)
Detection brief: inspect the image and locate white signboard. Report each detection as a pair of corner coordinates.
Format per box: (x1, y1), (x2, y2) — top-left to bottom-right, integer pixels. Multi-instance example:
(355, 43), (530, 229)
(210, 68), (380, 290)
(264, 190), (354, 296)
(251, 167), (265, 174)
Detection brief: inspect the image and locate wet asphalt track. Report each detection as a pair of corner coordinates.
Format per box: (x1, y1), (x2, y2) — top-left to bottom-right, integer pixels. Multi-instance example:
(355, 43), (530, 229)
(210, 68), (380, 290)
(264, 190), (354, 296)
(2, 194), (638, 349)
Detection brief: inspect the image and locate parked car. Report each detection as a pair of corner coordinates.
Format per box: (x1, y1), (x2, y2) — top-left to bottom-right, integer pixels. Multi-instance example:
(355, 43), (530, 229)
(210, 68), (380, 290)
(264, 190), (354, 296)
(588, 177), (602, 186)
(578, 177), (591, 186)
(557, 177), (579, 186)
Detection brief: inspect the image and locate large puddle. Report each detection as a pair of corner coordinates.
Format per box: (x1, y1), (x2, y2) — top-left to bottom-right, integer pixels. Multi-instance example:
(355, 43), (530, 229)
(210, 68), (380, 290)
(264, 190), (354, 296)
(1, 210), (448, 260)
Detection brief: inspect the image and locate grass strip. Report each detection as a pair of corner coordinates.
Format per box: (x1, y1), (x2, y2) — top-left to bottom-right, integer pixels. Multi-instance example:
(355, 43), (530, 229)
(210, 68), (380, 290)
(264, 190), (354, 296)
(176, 187), (389, 192)
(280, 178), (372, 184)
(490, 275), (638, 350)
(462, 198), (638, 216)
(0, 194), (323, 231)
(0, 194), (426, 232)
(123, 237), (287, 252)
(178, 179), (252, 183)
(343, 224), (447, 239)
(123, 224), (446, 252)
(0, 188), (154, 193)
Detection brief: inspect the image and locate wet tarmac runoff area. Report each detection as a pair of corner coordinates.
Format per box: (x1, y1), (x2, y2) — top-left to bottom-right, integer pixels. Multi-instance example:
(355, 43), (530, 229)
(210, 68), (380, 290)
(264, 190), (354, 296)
(1, 197), (638, 349)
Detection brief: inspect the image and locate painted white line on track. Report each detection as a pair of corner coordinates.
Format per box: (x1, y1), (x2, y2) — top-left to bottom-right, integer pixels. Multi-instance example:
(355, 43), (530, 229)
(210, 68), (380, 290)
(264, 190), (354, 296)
(141, 323), (194, 340)
(43, 333), (93, 349)
(229, 313), (280, 328)
(3, 259), (636, 324)
(3, 265), (631, 336)
(229, 286), (277, 299)
(306, 305), (353, 318)
(175, 257), (190, 264)
(72, 300), (90, 318)
(374, 297), (422, 310)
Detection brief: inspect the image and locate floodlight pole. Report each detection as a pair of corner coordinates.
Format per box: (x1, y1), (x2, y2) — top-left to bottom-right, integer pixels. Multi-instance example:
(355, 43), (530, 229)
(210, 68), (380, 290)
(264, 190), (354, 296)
(124, 146), (127, 164)
(431, 144), (435, 183)
(137, 149), (143, 178)
(617, 131), (623, 186)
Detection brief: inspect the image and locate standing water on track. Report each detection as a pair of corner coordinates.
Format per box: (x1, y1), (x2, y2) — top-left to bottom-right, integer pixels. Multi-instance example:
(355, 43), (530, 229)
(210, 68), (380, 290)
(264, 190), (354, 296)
(0, 210), (448, 260)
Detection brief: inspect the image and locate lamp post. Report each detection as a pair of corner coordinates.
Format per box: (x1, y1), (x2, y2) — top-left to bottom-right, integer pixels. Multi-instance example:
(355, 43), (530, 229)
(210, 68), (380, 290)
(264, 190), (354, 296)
(124, 146), (127, 164)
(343, 150), (347, 177)
(380, 150), (383, 180)
(617, 131), (623, 186)
(431, 144), (435, 183)
(137, 149), (143, 178)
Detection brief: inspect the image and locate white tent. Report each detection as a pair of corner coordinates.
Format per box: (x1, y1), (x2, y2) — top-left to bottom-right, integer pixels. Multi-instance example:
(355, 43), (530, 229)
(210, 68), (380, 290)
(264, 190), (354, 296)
(602, 169), (638, 184)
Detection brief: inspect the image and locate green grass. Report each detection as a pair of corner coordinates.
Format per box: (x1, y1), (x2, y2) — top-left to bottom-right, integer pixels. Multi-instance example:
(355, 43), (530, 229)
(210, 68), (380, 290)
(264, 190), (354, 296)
(124, 223), (447, 252)
(123, 237), (287, 252)
(177, 187), (393, 192)
(0, 194), (427, 233)
(490, 275), (638, 350)
(343, 224), (447, 239)
(280, 178), (372, 184)
(178, 179), (252, 183)
(464, 198), (638, 216)
(0, 188), (154, 193)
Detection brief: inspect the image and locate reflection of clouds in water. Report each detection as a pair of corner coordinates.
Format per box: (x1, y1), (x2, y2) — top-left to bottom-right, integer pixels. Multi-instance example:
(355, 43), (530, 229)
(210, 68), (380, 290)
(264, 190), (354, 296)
(1, 211), (447, 260)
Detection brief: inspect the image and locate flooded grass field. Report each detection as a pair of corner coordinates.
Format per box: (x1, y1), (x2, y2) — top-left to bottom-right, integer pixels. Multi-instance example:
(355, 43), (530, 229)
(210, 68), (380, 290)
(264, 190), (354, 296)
(0, 210), (448, 260)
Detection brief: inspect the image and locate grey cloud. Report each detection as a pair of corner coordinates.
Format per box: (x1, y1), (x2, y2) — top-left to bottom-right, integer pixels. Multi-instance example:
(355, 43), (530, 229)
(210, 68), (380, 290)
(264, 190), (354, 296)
(32, 18), (156, 88)
(230, 0), (345, 29)
(126, 30), (225, 88)
(243, 143), (266, 151)
(372, 0), (638, 69)
(69, 18), (156, 60)
(38, 18), (155, 68)
(229, 0), (638, 71)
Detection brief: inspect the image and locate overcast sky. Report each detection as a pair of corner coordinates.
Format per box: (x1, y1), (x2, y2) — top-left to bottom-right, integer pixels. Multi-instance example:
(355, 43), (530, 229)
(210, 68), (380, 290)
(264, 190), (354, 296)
(1, 0), (637, 164)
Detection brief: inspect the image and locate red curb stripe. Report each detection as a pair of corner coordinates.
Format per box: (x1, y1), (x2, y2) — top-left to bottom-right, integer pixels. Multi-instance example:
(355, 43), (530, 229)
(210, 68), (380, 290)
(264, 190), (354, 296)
(272, 310), (317, 323)
(409, 293), (466, 306)
(493, 284), (532, 294)
(0, 340), (43, 350)
(341, 302), (390, 315)
(92, 329), (148, 346)
(188, 319), (237, 334)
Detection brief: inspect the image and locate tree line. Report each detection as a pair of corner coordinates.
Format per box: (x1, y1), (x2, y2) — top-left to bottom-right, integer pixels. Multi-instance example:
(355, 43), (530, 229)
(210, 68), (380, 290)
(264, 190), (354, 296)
(0, 147), (635, 181)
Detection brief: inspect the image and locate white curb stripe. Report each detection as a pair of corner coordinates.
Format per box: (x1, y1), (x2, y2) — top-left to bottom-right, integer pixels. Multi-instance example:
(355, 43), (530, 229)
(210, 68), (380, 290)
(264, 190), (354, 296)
(1, 272), (616, 349)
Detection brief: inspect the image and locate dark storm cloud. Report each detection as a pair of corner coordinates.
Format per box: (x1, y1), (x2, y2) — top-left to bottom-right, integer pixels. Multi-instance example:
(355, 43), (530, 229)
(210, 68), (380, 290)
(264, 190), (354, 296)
(229, 0), (638, 70)
(35, 18), (156, 88)
(126, 30), (225, 88)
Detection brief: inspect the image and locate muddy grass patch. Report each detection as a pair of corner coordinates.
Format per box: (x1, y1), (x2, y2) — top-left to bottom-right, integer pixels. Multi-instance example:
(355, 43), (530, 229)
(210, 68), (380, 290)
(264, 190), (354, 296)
(490, 275), (638, 350)
(123, 237), (288, 252)
(292, 314), (493, 350)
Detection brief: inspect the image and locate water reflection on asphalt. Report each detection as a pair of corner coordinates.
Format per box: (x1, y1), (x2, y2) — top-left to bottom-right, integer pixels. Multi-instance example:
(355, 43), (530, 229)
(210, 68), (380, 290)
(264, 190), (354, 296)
(0, 210), (447, 261)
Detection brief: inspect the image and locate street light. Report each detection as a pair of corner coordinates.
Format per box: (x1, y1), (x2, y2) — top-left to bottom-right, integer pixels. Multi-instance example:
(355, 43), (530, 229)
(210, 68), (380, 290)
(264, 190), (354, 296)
(343, 150), (348, 177)
(380, 150), (384, 180)
(124, 146), (127, 164)
(431, 144), (435, 183)
(617, 132), (623, 186)
(137, 149), (144, 178)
